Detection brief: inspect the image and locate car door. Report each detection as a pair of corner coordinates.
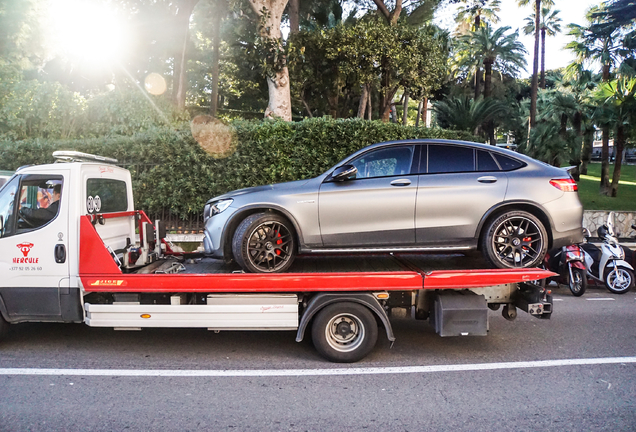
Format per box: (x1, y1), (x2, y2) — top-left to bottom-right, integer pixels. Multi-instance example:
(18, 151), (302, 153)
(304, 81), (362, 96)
(318, 144), (418, 248)
(415, 145), (508, 246)
(0, 170), (71, 321)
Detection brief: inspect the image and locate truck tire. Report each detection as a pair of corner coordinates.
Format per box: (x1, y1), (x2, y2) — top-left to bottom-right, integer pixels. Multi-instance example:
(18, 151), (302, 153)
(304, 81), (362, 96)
(481, 210), (548, 269)
(311, 302), (378, 363)
(232, 212), (296, 273)
(0, 315), (8, 340)
(604, 265), (634, 294)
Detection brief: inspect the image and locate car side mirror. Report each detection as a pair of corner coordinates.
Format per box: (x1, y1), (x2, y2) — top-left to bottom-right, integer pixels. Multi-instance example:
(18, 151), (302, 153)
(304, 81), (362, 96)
(331, 164), (357, 182)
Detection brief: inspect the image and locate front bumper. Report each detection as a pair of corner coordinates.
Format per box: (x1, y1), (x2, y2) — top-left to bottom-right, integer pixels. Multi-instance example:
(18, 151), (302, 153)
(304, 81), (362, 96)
(203, 207), (237, 258)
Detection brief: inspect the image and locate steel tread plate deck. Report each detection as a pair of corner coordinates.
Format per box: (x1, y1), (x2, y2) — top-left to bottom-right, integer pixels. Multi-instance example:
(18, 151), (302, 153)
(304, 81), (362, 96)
(79, 215), (555, 293)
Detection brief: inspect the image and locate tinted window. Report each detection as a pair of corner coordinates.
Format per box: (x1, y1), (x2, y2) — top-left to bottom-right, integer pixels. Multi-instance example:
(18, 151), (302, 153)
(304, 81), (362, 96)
(477, 150), (500, 171)
(350, 146), (414, 179)
(427, 145), (474, 174)
(86, 179), (128, 213)
(493, 154), (525, 171)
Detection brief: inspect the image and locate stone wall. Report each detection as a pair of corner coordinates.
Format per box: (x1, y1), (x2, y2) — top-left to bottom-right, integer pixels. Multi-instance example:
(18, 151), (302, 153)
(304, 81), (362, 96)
(583, 211), (636, 238)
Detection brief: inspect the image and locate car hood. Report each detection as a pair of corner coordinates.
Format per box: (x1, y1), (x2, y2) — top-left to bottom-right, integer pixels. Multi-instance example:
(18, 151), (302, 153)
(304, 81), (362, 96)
(208, 179), (312, 202)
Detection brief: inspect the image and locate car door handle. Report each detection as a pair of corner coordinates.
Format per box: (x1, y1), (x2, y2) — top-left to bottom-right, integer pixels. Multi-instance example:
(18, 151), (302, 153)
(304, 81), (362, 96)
(390, 179), (411, 186)
(477, 176), (498, 183)
(55, 244), (66, 264)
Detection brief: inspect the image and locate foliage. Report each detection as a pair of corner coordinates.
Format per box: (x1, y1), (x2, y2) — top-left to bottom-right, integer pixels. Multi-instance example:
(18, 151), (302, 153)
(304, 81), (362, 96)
(433, 96), (506, 134)
(0, 118), (477, 219)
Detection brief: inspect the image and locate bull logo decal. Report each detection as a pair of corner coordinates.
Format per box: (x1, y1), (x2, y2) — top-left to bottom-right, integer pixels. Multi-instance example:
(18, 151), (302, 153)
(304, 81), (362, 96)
(17, 243), (34, 257)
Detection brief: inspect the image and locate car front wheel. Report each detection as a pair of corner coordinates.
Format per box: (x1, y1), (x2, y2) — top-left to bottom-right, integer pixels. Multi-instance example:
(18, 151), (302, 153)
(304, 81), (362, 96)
(481, 210), (548, 269)
(232, 212), (296, 273)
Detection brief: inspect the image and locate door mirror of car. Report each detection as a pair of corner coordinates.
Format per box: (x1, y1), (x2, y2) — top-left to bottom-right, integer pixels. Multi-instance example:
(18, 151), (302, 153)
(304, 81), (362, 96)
(331, 164), (357, 182)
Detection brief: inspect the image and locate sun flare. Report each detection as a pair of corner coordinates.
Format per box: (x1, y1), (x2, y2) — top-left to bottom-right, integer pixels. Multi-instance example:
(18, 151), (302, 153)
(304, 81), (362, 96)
(45, 0), (130, 68)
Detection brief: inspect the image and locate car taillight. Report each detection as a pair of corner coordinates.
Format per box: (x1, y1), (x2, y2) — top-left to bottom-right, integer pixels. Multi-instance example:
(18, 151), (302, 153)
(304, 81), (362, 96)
(550, 178), (578, 192)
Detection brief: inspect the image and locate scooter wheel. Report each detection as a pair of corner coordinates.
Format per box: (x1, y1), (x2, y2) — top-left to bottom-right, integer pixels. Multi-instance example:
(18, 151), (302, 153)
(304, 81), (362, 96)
(604, 265), (634, 294)
(569, 267), (587, 297)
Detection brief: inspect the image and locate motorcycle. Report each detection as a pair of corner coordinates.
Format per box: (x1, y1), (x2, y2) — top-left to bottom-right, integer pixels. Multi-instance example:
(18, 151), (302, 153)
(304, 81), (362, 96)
(580, 214), (635, 294)
(544, 244), (587, 296)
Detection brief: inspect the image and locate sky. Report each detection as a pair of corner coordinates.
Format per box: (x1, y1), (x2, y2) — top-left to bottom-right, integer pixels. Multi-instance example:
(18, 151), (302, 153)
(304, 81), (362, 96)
(434, 0), (601, 77)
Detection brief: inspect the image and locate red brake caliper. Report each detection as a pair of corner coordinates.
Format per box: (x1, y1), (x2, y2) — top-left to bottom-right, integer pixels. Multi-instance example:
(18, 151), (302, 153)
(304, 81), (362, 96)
(276, 232), (282, 255)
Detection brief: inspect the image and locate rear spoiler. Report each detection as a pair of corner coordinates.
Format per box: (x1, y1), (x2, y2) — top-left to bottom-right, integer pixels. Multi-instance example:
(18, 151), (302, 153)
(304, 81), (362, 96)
(562, 166), (577, 173)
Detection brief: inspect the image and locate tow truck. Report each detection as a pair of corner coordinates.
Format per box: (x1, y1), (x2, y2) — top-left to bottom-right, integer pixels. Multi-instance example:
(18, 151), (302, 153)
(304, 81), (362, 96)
(0, 152), (554, 362)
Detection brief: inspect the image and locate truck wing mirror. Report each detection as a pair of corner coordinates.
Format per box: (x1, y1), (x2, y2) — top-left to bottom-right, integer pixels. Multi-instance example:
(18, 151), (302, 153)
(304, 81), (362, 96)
(331, 164), (357, 182)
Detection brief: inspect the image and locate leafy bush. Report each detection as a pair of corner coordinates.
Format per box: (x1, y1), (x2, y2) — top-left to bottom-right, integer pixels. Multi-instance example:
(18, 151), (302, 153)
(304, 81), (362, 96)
(0, 118), (477, 219)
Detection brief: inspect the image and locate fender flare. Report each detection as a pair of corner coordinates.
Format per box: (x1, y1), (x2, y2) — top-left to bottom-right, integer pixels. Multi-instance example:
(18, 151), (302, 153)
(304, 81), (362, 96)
(296, 292), (395, 343)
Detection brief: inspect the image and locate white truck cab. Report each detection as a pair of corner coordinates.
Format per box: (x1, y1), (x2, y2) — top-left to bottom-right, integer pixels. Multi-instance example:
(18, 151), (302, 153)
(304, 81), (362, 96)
(0, 152), (134, 323)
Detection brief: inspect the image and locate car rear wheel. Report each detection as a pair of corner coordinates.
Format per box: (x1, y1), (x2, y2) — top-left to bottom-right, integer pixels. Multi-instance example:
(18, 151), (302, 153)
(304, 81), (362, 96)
(232, 212), (296, 273)
(481, 210), (548, 269)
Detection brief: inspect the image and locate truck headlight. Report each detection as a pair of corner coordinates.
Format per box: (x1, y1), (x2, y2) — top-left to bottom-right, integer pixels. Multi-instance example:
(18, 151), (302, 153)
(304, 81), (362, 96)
(204, 199), (233, 220)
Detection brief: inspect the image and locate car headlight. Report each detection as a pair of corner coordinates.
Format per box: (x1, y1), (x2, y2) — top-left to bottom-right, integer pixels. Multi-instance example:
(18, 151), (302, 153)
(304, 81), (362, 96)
(204, 199), (233, 220)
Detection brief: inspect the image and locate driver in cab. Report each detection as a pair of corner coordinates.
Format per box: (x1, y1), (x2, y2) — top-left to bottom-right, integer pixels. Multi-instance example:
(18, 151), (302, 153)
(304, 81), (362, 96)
(20, 184), (61, 227)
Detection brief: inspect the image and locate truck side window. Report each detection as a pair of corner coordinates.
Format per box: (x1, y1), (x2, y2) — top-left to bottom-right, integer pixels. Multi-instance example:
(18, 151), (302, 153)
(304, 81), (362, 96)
(0, 176), (19, 238)
(16, 176), (64, 233)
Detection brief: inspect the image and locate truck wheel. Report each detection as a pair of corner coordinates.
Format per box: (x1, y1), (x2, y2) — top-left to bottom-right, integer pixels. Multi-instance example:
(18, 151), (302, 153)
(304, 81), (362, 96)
(311, 302), (378, 363)
(568, 267), (587, 297)
(481, 210), (547, 269)
(0, 315), (8, 340)
(604, 265), (634, 294)
(232, 212), (296, 273)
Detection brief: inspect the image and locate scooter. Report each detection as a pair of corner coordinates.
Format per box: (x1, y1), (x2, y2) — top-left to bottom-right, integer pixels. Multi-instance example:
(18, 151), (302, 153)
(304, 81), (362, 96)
(580, 214), (635, 294)
(543, 244), (587, 296)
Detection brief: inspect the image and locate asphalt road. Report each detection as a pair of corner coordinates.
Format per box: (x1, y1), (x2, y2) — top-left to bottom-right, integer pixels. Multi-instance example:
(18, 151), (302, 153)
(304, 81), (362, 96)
(1, 283), (635, 432)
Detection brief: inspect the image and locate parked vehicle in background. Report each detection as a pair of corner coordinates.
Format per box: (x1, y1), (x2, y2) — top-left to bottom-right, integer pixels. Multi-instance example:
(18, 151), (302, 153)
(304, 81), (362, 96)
(581, 214), (634, 294)
(203, 139), (584, 273)
(544, 244), (587, 296)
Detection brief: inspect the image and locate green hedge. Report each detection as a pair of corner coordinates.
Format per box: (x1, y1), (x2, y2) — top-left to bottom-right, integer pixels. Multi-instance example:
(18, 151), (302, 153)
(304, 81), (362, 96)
(0, 118), (478, 219)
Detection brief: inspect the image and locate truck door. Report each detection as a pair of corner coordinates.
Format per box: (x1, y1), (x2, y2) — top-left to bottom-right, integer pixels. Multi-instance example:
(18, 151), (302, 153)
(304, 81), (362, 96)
(0, 170), (76, 323)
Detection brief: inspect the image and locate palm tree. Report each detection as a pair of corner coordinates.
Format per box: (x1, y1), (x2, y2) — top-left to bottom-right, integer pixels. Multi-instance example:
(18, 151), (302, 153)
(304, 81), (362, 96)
(454, 1), (501, 99)
(523, 6), (562, 89)
(567, 5), (626, 194)
(594, 77), (636, 197)
(433, 95), (507, 135)
(517, 0), (554, 131)
(460, 25), (527, 144)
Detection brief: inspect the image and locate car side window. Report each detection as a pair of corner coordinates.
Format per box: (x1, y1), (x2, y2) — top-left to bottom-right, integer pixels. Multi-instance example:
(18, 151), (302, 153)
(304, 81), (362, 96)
(350, 146), (414, 179)
(493, 154), (525, 171)
(427, 145), (475, 174)
(477, 150), (500, 171)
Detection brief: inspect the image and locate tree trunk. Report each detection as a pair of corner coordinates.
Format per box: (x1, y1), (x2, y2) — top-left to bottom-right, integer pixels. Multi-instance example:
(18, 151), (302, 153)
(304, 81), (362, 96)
(580, 128), (593, 175)
(327, 92), (338, 118)
(415, 100), (422, 127)
(357, 84), (368, 118)
(570, 111), (583, 181)
(422, 97), (428, 127)
(250, 0), (292, 121)
(483, 61), (492, 98)
(610, 125), (625, 197)
(529, 0), (540, 129)
(600, 125), (611, 195)
(367, 86), (372, 120)
(289, 0), (299, 34)
(209, 2), (222, 117)
(474, 14), (481, 30)
(402, 90), (409, 126)
(300, 89), (313, 118)
(474, 67), (481, 99)
(540, 27), (546, 89)
(172, 0), (199, 109)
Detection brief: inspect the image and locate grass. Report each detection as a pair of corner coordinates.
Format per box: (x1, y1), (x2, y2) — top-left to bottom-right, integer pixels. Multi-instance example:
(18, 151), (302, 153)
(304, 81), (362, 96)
(577, 163), (636, 211)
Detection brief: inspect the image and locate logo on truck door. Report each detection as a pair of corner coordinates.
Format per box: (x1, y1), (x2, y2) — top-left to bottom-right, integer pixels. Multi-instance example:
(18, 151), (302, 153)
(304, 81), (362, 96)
(12, 242), (41, 267)
(17, 242), (34, 257)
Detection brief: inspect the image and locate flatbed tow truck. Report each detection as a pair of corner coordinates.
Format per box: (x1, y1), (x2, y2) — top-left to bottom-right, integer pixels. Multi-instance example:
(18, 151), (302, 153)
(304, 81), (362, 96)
(0, 152), (554, 362)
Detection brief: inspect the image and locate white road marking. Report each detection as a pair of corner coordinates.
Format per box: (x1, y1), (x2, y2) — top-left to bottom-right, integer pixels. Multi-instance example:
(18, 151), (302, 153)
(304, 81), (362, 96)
(0, 357), (635, 378)
(586, 298), (615, 301)
(552, 299), (564, 302)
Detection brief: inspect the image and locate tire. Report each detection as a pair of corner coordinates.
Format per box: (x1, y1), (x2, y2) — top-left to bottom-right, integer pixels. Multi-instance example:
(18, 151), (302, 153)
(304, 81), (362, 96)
(311, 302), (378, 363)
(481, 210), (548, 269)
(231, 212), (296, 273)
(568, 266), (587, 297)
(604, 265), (634, 294)
(0, 315), (9, 340)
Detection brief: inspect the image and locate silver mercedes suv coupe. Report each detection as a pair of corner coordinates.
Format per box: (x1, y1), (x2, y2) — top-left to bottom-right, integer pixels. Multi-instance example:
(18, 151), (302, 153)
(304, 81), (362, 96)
(203, 139), (583, 273)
